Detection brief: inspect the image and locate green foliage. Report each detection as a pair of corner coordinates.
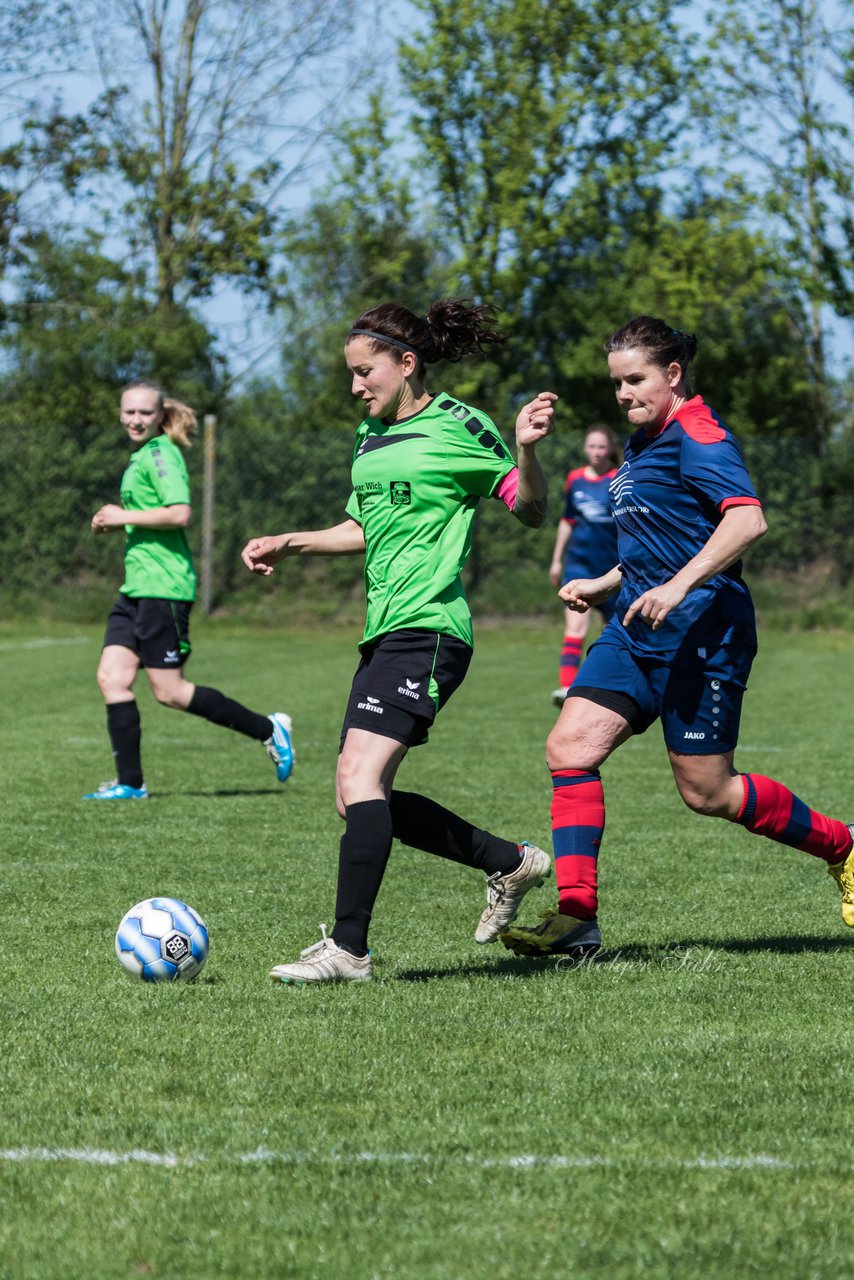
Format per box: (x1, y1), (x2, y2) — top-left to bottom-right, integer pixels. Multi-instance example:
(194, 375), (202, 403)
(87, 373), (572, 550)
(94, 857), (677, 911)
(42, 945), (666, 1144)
(401, 0), (687, 405)
(0, 232), (220, 423)
(695, 0), (854, 439)
(276, 93), (451, 426)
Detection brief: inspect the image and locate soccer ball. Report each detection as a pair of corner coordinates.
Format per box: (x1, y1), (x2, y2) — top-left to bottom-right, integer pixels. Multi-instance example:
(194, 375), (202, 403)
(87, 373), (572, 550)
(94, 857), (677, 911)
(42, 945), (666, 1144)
(115, 897), (209, 982)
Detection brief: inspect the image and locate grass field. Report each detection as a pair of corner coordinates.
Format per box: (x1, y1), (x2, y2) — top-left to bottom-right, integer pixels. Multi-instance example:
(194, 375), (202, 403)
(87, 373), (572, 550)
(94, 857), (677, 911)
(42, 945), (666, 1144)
(2, 618), (853, 1279)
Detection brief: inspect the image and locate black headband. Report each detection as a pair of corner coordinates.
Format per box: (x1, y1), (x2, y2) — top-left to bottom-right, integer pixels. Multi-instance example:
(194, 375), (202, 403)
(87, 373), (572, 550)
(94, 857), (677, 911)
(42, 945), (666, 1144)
(347, 328), (425, 358)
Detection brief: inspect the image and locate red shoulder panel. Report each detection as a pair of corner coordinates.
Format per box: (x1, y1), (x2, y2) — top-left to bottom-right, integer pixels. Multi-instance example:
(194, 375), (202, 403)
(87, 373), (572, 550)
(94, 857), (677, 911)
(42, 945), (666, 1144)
(674, 397), (726, 444)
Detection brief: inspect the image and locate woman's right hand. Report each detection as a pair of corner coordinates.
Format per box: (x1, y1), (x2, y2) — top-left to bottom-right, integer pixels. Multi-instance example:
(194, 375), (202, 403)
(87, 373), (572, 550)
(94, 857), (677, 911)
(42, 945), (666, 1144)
(241, 535), (289, 575)
(559, 575), (614, 612)
(549, 558), (563, 587)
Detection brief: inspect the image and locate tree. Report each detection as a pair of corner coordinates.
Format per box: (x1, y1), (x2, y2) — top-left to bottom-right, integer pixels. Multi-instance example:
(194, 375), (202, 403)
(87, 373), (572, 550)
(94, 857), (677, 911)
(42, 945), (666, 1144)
(695, 0), (854, 446)
(400, 0), (689, 407)
(0, 2), (79, 274)
(0, 231), (219, 424)
(275, 92), (450, 426)
(22, 0), (362, 322)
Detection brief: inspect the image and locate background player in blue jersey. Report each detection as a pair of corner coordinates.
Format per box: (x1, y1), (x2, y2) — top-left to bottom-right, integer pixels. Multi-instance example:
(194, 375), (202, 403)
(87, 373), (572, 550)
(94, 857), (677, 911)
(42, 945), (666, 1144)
(503, 314), (854, 957)
(549, 424), (621, 705)
(243, 298), (557, 984)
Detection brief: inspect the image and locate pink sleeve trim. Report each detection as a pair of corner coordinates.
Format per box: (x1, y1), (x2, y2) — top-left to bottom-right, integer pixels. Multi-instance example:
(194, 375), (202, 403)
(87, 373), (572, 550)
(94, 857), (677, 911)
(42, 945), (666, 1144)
(719, 496), (762, 512)
(497, 468), (519, 511)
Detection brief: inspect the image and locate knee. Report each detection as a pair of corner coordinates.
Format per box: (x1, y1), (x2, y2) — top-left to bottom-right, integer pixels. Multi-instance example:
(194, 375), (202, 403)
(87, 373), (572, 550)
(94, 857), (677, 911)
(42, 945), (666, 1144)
(676, 782), (729, 819)
(152, 686), (186, 711)
(336, 754), (364, 810)
(546, 723), (581, 773)
(96, 666), (126, 702)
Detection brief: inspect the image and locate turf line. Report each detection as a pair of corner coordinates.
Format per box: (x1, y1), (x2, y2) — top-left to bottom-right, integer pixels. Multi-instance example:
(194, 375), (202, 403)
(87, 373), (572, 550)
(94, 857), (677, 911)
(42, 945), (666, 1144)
(0, 1146), (835, 1172)
(0, 637), (90, 652)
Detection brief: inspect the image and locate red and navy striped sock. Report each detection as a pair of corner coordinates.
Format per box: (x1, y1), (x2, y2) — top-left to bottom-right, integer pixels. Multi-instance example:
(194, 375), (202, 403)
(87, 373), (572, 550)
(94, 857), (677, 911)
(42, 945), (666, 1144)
(737, 773), (852, 864)
(551, 768), (604, 918)
(559, 636), (584, 689)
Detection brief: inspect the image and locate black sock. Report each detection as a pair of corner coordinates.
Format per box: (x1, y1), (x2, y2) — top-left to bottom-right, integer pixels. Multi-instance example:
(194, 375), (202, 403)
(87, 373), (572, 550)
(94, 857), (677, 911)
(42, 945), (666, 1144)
(106, 701), (143, 789)
(186, 685), (272, 741)
(331, 799), (394, 956)
(389, 790), (521, 876)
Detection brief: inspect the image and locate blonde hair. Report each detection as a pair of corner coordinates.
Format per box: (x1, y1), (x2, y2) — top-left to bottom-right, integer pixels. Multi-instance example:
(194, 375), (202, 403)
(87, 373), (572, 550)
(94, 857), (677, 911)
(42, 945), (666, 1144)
(121, 380), (197, 450)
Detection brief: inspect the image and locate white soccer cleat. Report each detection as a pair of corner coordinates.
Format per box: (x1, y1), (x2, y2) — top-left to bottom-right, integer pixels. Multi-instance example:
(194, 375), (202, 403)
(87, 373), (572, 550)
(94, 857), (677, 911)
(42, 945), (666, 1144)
(269, 925), (372, 985)
(475, 842), (552, 944)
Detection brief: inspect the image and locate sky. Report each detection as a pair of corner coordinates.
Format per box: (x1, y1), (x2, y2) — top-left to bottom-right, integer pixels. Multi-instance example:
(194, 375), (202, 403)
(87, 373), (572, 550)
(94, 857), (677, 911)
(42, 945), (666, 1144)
(3, 0), (852, 382)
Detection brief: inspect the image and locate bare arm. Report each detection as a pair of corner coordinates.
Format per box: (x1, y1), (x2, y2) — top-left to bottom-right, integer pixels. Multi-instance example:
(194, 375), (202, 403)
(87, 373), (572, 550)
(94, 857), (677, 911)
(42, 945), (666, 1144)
(559, 565), (623, 612)
(241, 518), (366, 576)
(511, 392), (557, 528)
(92, 503), (191, 532)
(623, 504), (767, 630)
(550, 519), (573, 586)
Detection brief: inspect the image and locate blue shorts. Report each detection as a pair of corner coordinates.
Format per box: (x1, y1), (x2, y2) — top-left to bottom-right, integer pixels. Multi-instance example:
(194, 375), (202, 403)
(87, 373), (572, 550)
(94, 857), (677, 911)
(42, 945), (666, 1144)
(569, 627), (756, 754)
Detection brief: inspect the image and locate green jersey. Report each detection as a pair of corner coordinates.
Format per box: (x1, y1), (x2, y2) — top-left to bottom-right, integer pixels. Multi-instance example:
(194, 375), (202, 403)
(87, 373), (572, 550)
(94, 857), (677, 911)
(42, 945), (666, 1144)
(119, 434), (196, 600)
(345, 393), (517, 648)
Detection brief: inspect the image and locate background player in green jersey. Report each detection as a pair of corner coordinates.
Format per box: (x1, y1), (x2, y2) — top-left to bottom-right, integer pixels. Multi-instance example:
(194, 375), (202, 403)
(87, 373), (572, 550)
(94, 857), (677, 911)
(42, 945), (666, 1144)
(242, 298), (556, 984)
(84, 380), (293, 800)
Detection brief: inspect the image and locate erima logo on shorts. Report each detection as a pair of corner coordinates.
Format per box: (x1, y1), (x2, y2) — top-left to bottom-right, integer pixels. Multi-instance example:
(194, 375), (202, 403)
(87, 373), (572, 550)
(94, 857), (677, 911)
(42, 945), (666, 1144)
(398, 679), (420, 701)
(164, 649), (179, 663)
(684, 731), (706, 740)
(357, 698), (384, 715)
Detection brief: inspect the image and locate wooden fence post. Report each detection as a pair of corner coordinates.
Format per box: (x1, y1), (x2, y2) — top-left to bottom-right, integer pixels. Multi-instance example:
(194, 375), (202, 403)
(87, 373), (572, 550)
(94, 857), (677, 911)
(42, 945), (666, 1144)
(200, 413), (217, 615)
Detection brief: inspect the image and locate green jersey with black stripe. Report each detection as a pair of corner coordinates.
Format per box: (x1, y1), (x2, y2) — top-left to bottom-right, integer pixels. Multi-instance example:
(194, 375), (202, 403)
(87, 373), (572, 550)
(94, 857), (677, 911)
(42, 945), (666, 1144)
(345, 393), (516, 648)
(119, 434), (196, 600)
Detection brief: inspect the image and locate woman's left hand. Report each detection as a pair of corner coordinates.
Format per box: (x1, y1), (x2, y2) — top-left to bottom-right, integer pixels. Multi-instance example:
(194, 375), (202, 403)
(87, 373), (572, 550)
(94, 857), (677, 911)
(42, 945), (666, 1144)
(91, 504), (126, 533)
(622, 581), (687, 630)
(515, 392), (557, 447)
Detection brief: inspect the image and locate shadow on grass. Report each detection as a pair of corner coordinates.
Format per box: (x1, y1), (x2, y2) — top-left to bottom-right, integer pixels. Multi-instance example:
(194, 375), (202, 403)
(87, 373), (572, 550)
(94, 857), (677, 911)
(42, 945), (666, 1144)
(151, 789), (280, 799)
(394, 954), (561, 983)
(394, 933), (854, 982)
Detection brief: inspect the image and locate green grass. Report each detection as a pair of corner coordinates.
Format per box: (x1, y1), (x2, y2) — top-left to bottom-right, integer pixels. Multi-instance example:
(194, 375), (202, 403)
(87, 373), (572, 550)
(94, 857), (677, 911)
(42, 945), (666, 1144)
(1, 618), (853, 1279)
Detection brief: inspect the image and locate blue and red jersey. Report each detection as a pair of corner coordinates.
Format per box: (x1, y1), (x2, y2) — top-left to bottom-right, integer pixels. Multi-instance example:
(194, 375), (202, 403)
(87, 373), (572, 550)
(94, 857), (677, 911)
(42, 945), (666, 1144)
(608, 396), (761, 661)
(561, 466), (619, 581)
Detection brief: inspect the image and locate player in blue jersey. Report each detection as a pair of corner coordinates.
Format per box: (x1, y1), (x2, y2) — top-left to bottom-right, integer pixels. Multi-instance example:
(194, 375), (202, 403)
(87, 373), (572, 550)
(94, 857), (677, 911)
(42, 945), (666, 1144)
(549, 424), (621, 705)
(502, 315), (854, 958)
(243, 298), (557, 984)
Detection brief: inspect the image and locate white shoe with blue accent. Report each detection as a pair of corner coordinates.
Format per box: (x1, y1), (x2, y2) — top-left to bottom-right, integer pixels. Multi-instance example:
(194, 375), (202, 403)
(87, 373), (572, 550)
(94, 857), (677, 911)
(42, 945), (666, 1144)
(83, 780), (149, 800)
(266, 712), (295, 782)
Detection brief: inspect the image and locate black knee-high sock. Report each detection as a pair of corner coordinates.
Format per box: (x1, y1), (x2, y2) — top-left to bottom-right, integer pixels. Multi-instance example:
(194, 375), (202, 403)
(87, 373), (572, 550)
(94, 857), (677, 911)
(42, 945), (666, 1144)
(186, 686), (272, 740)
(106, 701), (143, 789)
(389, 790), (521, 876)
(331, 799), (394, 956)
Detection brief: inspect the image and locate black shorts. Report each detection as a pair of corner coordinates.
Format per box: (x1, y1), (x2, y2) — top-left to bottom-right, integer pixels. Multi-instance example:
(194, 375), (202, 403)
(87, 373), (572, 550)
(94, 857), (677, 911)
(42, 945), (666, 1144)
(103, 594), (193, 669)
(340, 629), (473, 749)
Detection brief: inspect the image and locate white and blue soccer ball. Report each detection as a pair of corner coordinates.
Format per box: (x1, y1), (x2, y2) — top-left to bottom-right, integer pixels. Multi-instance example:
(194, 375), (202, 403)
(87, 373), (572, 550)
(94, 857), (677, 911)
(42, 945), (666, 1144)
(115, 897), (209, 982)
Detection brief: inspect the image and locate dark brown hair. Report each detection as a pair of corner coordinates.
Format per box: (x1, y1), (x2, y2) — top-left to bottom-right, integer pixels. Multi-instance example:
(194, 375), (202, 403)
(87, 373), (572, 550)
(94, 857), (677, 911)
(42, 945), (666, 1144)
(604, 315), (698, 376)
(584, 422), (623, 468)
(347, 298), (506, 368)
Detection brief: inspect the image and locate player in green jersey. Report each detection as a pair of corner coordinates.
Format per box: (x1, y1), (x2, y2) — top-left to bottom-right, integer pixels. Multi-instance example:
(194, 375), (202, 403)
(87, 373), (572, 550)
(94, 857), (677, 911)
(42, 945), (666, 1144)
(84, 380), (294, 800)
(242, 298), (556, 984)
